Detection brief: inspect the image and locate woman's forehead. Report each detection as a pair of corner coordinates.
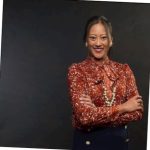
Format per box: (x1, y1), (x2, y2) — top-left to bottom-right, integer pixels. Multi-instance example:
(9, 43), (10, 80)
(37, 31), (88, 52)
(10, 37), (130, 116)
(88, 23), (107, 35)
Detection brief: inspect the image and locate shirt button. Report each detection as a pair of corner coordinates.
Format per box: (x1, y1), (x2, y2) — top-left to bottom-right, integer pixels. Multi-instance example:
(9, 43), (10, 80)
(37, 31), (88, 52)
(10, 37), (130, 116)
(87, 128), (91, 132)
(125, 125), (128, 129)
(85, 140), (91, 145)
(125, 138), (130, 143)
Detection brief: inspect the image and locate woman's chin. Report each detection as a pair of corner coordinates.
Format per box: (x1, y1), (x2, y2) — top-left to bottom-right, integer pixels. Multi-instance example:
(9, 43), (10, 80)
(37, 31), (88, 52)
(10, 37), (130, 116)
(92, 54), (105, 60)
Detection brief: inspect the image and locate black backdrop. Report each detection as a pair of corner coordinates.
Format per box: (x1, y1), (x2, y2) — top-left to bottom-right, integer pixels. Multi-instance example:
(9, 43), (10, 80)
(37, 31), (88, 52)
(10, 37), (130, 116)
(0, 0), (149, 150)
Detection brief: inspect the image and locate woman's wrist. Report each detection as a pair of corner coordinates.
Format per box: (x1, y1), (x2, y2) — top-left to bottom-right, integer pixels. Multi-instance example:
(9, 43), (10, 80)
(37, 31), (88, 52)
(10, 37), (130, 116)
(117, 104), (127, 114)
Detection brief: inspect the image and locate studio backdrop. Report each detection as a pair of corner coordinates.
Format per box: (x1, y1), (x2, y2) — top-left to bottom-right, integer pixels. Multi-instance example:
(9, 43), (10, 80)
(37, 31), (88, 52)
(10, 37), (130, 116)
(0, 0), (149, 150)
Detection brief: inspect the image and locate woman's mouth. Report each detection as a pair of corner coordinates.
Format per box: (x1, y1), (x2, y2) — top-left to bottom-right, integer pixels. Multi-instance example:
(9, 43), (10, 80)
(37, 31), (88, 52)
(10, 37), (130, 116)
(93, 47), (104, 52)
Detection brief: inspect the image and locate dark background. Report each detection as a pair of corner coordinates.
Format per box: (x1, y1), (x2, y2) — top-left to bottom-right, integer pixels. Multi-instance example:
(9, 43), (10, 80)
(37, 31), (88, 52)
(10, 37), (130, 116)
(0, 0), (149, 149)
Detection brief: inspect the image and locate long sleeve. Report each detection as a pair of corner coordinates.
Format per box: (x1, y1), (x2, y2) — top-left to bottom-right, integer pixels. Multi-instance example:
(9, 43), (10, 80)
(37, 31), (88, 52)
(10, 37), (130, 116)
(112, 64), (143, 126)
(68, 63), (120, 128)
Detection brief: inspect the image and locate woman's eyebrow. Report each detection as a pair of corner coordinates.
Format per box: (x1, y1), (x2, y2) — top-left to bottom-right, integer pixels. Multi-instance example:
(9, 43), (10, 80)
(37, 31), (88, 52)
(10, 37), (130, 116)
(89, 34), (107, 36)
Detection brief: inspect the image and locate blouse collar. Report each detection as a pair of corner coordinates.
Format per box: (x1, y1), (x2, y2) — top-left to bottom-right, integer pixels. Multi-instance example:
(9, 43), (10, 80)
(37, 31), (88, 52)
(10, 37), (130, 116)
(85, 56), (119, 81)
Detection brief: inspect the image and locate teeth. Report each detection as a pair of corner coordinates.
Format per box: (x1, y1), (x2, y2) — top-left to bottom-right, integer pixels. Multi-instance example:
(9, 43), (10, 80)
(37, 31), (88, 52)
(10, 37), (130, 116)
(94, 48), (103, 52)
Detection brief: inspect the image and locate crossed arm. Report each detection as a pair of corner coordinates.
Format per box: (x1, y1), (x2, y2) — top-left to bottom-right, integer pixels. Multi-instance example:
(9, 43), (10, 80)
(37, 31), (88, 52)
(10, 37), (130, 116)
(68, 63), (143, 127)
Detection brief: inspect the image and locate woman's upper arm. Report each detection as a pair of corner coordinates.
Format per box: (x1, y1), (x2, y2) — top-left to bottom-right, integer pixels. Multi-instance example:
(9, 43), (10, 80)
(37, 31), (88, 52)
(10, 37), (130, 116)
(112, 64), (143, 125)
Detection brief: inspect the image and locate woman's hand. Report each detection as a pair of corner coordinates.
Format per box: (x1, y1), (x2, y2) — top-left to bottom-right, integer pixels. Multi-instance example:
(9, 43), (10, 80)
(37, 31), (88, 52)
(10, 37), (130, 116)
(79, 94), (95, 108)
(118, 95), (144, 113)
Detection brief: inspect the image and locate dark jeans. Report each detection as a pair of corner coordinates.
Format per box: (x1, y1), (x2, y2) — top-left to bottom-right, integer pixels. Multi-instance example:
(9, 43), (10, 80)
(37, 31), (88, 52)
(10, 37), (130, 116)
(72, 125), (129, 150)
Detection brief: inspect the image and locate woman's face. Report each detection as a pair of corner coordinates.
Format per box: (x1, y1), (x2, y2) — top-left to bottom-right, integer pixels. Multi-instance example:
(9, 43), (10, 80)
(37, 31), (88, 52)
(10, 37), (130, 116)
(86, 23), (112, 60)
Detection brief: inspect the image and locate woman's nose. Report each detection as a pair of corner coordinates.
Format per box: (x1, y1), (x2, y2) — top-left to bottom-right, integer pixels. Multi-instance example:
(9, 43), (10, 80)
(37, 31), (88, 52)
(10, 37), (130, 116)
(95, 38), (101, 46)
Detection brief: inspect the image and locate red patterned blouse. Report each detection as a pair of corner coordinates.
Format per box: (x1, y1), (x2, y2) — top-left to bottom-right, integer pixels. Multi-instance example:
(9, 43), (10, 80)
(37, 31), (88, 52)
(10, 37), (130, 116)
(67, 57), (143, 131)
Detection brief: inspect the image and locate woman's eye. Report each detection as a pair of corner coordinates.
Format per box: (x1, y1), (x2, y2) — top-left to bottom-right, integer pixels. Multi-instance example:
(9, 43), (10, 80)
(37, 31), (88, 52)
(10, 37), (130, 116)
(89, 36), (96, 41)
(101, 36), (107, 40)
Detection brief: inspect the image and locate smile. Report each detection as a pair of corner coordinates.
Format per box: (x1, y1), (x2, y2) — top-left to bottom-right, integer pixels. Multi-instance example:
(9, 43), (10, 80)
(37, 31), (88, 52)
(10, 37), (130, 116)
(93, 48), (104, 52)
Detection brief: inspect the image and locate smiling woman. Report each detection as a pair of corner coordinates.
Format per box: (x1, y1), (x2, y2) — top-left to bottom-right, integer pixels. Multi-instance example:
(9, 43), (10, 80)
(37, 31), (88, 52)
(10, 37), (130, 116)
(84, 16), (113, 61)
(67, 16), (143, 150)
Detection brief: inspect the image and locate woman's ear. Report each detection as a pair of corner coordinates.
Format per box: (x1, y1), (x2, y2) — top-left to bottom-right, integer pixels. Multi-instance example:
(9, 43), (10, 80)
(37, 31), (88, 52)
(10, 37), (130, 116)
(85, 42), (88, 47)
(109, 37), (113, 47)
(109, 41), (113, 47)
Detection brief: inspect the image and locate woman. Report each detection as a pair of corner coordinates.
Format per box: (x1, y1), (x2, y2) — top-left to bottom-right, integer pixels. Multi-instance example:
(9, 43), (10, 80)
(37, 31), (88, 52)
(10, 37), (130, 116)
(67, 16), (143, 150)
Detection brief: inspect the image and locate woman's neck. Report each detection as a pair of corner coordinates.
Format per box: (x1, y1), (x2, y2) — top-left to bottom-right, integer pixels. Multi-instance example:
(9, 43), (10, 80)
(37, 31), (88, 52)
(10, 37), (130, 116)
(89, 56), (109, 65)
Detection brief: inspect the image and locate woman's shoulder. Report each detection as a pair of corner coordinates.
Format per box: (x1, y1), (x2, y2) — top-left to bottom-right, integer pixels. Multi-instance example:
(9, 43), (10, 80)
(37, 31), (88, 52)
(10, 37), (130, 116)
(68, 59), (87, 71)
(110, 59), (130, 70)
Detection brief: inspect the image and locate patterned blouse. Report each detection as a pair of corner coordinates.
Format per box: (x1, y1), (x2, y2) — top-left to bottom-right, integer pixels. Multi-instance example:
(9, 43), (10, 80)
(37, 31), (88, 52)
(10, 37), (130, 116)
(67, 57), (143, 131)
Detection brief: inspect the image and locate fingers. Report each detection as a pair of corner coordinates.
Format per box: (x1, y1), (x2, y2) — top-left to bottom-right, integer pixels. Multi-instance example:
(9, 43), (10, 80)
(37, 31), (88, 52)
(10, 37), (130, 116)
(130, 95), (143, 104)
(79, 94), (95, 107)
(136, 99), (143, 106)
(136, 98), (144, 111)
(79, 94), (91, 101)
(126, 95), (144, 112)
(80, 101), (95, 107)
(132, 95), (142, 99)
(135, 95), (144, 107)
(137, 105), (144, 111)
(79, 97), (91, 104)
(136, 99), (143, 103)
(81, 94), (91, 99)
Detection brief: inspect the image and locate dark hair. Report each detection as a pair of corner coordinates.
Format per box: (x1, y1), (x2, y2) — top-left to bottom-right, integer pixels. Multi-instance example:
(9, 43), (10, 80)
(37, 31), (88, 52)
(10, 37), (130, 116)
(83, 16), (113, 42)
